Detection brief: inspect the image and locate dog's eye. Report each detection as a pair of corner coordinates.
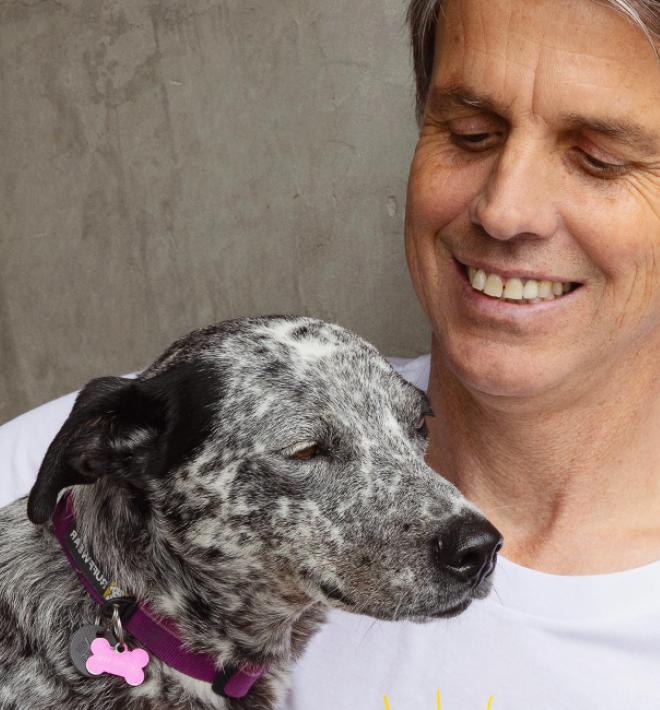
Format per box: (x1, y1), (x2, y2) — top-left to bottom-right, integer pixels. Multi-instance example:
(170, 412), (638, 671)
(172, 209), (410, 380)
(288, 444), (322, 460)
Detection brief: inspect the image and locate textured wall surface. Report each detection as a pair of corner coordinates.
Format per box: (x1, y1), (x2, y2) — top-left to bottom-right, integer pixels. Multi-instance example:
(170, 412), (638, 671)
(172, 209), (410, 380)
(0, 0), (430, 424)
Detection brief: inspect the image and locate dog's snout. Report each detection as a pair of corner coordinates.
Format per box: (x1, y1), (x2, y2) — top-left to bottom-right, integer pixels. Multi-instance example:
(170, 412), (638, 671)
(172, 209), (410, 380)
(433, 516), (503, 586)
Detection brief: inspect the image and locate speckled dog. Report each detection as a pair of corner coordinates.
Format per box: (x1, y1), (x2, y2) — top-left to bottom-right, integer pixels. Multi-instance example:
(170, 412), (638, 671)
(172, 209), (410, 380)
(0, 315), (502, 710)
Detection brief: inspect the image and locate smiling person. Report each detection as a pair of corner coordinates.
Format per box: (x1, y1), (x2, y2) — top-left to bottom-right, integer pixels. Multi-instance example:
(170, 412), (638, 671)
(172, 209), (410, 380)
(1, 0), (658, 708)
(284, 0), (660, 706)
(407, 0), (660, 575)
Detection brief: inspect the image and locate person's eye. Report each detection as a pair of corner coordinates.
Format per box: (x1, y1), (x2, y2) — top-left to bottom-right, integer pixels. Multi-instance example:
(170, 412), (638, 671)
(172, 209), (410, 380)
(578, 150), (628, 178)
(449, 132), (500, 150)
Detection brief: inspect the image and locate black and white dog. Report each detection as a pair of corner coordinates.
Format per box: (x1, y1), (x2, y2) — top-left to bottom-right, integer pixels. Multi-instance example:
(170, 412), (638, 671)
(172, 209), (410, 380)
(0, 315), (501, 709)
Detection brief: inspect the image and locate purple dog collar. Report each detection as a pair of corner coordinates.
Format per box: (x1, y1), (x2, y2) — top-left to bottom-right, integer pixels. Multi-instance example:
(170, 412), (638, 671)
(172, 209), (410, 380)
(51, 492), (266, 699)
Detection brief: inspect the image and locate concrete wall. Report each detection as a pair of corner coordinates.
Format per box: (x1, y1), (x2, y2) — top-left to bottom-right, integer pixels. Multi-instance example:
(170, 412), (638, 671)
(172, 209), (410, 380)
(0, 0), (430, 424)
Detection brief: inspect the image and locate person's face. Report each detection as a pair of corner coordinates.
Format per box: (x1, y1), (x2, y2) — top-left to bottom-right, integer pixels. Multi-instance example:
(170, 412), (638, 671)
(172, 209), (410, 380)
(405, 0), (660, 399)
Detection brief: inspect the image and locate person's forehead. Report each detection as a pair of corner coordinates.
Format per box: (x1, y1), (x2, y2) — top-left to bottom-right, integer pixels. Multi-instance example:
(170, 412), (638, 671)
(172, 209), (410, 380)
(430, 0), (660, 153)
(434, 0), (656, 66)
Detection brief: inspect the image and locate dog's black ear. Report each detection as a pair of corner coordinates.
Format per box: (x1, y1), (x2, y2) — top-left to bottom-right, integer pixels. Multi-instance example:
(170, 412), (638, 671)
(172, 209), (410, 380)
(27, 375), (170, 524)
(28, 362), (220, 525)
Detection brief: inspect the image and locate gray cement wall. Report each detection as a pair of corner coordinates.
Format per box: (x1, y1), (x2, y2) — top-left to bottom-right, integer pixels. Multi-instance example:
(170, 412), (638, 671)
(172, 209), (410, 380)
(0, 0), (430, 425)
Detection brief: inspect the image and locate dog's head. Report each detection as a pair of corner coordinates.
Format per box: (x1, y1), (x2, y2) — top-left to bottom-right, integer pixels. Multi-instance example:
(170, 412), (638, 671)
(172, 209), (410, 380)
(28, 315), (501, 625)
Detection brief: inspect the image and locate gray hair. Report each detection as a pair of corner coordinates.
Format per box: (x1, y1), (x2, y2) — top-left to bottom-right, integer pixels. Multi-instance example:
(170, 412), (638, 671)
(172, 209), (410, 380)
(407, 0), (660, 123)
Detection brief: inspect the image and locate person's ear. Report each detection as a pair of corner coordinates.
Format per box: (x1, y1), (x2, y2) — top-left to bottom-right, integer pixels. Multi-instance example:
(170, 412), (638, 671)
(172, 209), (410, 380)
(27, 375), (170, 524)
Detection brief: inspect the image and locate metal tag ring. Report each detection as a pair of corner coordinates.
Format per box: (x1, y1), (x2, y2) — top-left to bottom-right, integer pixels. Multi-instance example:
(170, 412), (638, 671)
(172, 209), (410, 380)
(110, 604), (126, 650)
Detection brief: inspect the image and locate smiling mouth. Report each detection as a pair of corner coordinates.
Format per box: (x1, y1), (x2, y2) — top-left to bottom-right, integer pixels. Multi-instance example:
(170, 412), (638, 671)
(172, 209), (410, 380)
(454, 257), (583, 304)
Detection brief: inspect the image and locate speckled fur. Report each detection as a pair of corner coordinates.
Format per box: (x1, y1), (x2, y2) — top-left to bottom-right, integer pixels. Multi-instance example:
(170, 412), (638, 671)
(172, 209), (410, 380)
(0, 315), (489, 709)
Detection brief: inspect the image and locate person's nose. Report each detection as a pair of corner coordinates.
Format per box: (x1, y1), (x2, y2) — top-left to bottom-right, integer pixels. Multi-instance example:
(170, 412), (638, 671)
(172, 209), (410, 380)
(432, 513), (503, 586)
(468, 137), (559, 242)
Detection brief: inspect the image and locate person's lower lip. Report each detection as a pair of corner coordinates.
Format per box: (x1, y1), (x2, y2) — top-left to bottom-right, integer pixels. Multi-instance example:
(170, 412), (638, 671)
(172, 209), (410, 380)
(452, 257), (585, 320)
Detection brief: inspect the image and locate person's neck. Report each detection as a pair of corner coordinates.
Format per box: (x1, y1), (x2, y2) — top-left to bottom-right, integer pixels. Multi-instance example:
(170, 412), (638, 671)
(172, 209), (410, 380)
(424, 336), (660, 575)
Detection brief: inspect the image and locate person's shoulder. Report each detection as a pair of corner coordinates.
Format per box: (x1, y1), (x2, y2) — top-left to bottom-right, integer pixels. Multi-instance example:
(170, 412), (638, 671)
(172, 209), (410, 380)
(385, 353), (431, 392)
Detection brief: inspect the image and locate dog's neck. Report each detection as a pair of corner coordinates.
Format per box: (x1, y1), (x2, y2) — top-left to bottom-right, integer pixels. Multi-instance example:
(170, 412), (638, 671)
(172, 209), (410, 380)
(68, 482), (326, 691)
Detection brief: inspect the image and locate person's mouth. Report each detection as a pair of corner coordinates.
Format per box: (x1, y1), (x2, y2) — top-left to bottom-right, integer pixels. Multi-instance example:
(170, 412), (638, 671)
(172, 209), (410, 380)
(453, 256), (584, 305)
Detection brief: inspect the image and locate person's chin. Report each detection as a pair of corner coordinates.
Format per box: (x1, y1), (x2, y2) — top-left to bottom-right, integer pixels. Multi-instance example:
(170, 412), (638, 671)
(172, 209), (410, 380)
(434, 331), (568, 400)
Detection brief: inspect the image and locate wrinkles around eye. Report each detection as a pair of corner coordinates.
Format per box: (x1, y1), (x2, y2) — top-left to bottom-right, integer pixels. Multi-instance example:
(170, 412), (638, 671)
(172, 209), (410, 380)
(447, 130), (630, 178)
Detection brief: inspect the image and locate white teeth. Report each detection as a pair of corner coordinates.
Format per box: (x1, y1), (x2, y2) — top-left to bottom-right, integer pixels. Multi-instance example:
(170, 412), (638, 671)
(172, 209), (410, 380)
(522, 280), (538, 299)
(502, 278), (524, 300)
(483, 273), (504, 297)
(472, 269), (486, 291)
(465, 265), (574, 304)
(468, 267), (486, 291)
(537, 280), (552, 297)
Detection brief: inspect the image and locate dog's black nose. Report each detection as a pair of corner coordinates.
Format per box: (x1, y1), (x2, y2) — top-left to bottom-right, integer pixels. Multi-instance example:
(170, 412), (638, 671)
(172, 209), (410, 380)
(433, 515), (503, 586)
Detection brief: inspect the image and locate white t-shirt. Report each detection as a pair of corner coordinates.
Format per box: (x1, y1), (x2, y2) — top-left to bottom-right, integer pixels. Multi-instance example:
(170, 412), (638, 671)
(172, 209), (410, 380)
(2, 355), (660, 709)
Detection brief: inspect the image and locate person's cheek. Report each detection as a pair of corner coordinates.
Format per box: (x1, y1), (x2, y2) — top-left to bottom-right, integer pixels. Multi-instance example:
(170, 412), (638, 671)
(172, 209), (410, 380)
(566, 181), (660, 331)
(407, 134), (475, 235)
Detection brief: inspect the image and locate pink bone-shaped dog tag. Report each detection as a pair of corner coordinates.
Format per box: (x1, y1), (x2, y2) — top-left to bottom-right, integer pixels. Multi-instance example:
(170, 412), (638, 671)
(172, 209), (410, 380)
(85, 637), (150, 686)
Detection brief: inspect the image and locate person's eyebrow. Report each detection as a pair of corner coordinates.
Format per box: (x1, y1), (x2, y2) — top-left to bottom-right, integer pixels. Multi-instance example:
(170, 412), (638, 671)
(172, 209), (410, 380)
(559, 113), (658, 153)
(426, 84), (507, 116)
(426, 83), (659, 154)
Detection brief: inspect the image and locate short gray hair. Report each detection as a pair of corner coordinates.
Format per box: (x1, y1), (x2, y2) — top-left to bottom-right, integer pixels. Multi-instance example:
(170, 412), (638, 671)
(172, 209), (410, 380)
(407, 0), (660, 123)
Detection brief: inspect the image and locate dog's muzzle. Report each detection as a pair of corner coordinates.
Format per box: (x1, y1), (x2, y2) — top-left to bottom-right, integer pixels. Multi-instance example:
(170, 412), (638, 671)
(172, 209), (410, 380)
(431, 512), (503, 588)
